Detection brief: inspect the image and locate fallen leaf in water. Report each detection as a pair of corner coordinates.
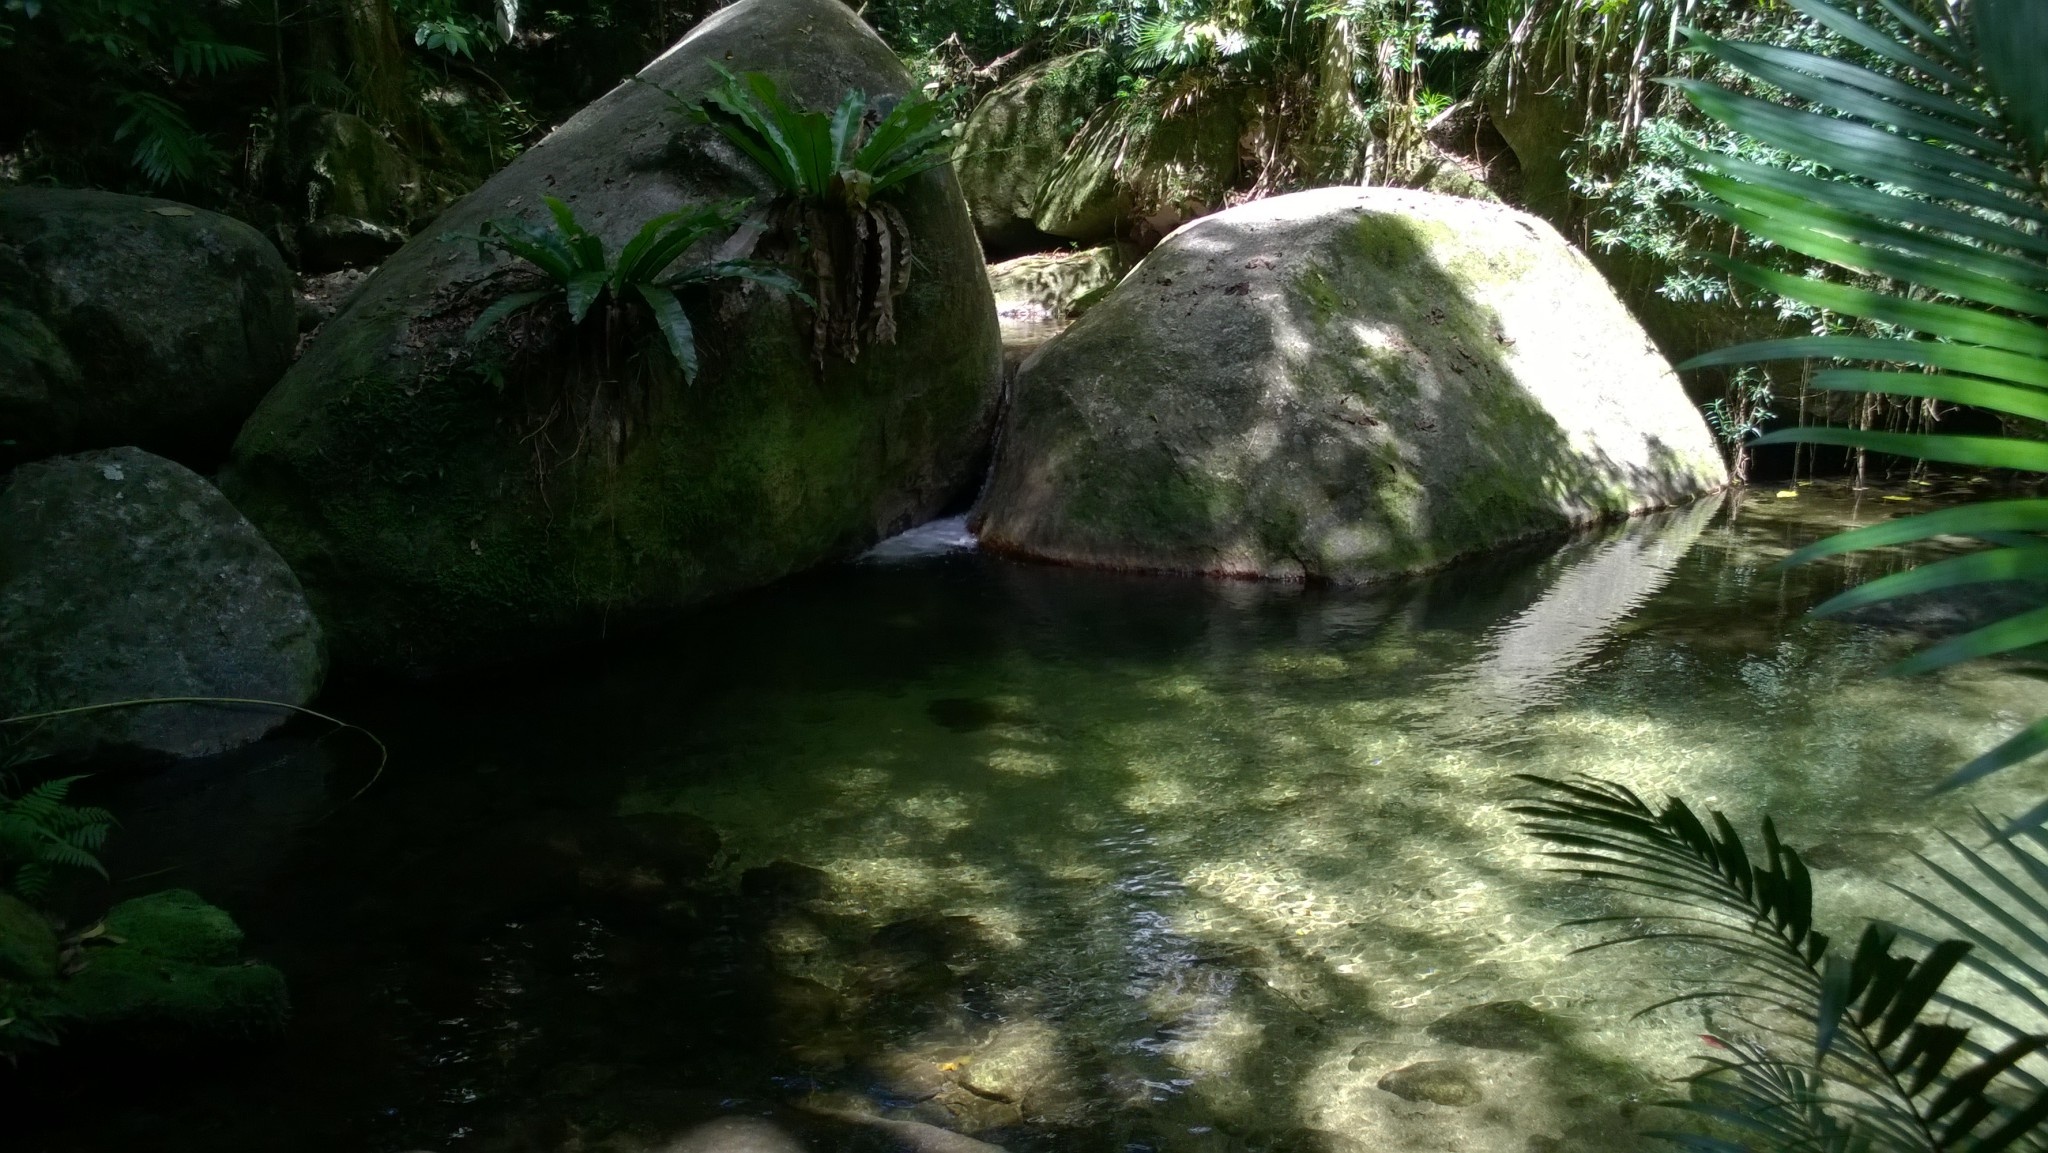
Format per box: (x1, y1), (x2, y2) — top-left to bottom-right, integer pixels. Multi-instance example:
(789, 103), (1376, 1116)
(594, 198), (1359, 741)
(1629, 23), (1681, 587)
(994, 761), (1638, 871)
(1775, 490), (1798, 498)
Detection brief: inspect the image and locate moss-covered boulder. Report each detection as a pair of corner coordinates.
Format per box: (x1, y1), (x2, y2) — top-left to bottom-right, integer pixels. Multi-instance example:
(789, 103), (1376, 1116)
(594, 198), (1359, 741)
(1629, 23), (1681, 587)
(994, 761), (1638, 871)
(0, 188), (296, 469)
(0, 448), (326, 761)
(975, 188), (1726, 581)
(954, 51), (1115, 254)
(272, 107), (424, 271)
(0, 892), (59, 985)
(55, 889), (288, 1042)
(1033, 88), (1241, 244)
(221, 0), (1002, 675)
(987, 246), (1126, 319)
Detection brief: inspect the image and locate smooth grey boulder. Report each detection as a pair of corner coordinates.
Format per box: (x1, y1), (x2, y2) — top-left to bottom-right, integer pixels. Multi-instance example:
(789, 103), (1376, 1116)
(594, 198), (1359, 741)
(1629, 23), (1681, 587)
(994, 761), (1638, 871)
(0, 189), (295, 468)
(987, 246), (1125, 319)
(221, 0), (1002, 675)
(0, 448), (325, 761)
(954, 51), (1114, 254)
(975, 187), (1727, 582)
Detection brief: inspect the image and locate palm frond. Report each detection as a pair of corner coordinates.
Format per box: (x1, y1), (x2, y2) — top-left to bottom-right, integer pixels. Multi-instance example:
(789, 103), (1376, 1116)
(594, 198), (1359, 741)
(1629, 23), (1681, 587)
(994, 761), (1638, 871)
(1517, 775), (2048, 1151)
(1672, 0), (2048, 796)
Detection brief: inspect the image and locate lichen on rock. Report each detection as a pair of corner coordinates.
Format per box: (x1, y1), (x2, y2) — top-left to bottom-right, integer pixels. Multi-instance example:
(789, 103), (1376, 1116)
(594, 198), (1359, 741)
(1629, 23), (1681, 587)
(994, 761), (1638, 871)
(974, 187), (1727, 583)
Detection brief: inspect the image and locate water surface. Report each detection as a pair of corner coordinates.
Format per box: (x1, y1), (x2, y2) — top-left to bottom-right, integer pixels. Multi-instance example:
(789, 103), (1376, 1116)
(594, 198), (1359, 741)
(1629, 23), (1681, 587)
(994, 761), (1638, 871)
(22, 480), (2048, 1153)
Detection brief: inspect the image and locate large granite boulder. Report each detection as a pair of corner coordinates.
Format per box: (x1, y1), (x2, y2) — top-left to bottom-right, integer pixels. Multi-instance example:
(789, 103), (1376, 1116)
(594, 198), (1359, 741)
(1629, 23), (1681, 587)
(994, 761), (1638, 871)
(974, 187), (1727, 581)
(0, 448), (326, 761)
(0, 189), (296, 469)
(954, 50), (1115, 255)
(271, 106), (424, 271)
(1034, 88), (1240, 244)
(987, 246), (1126, 319)
(221, 0), (1002, 675)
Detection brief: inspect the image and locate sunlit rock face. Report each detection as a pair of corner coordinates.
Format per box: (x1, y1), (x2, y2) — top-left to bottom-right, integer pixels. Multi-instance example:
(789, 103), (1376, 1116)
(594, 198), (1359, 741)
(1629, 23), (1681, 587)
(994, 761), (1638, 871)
(974, 187), (1728, 582)
(221, 0), (1001, 674)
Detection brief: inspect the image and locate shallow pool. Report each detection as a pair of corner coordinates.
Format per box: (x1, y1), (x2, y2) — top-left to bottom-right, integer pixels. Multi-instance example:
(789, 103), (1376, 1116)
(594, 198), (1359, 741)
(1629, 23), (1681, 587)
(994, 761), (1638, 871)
(22, 480), (2048, 1153)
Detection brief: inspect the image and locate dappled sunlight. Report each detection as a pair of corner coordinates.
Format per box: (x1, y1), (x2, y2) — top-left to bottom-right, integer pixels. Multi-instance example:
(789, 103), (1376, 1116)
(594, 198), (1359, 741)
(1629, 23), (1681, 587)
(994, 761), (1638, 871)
(570, 484), (2048, 1147)
(66, 481), (2041, 1150)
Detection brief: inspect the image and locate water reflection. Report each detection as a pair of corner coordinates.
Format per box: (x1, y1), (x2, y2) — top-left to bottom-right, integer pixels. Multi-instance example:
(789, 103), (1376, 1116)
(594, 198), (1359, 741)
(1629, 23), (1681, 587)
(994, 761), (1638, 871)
(26, 485), (2048, 1153)
(1435, 494), (1724, 724)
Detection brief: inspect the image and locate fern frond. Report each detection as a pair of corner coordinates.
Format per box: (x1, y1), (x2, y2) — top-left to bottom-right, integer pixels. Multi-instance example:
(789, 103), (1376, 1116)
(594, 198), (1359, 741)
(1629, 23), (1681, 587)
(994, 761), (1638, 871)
(112, 90), (219, 186)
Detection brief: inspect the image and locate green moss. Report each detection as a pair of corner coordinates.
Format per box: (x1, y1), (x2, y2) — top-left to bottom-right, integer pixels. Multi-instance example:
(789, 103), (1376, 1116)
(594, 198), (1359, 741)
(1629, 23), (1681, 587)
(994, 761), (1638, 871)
(102, 888), (245, 964)
(0, 893), (59, 984)
(1293, 264), (1351, 327)
(57, 890), (288, 1041)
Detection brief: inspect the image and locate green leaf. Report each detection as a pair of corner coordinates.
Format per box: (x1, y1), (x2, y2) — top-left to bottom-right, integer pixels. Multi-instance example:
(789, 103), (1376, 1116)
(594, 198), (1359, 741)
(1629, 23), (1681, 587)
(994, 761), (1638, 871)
(633, 282), (698, 383)
(1891, 602), (2048, 676)
(1686, 148), (2048, 259)
(1784, 0), (1971, 89)
(1705, 257), (2048, 356)
(1750, 427), (2048, 474)
(1811, 546), (2048, 619)
(613, 210), (687, 288)
(1690, 34), (2011, 158)
(829, 89), (864, 168)
(1671, 79), (2043, 216)
(564, 270), (608, 325)
(668, 259), (812, 306)
(1687, 184), (2048, 310)
(1943, 716), (2048, 790)
(465, 289), (553, 343)
(1808, 370), (2048, 425)
(1684, 337), (2048, 389)
(544, 195), (604, 271)
(1688, 33), (1994, 129)
(1778, 500), (2048, 566)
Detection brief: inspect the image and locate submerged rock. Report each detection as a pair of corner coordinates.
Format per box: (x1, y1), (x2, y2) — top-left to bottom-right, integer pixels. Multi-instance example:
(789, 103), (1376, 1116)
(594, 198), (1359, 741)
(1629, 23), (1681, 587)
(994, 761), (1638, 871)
(0, 187), (295, 469)
(55, 889), (289, 1042)
(1377, 1060), (1483, 1106)
(222, 0), (1001, 674)
(657, 1117), (806, 1153)
(0, 448), (326, 762)
(975, 187), (1726, 582)
(1425, 1000), (1559, 1052)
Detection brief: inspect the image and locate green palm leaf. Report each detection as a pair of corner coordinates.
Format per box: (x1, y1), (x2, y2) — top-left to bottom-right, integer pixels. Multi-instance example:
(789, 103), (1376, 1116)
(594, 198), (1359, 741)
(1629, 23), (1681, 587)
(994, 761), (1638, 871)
(1518, 776), (2048, 1150)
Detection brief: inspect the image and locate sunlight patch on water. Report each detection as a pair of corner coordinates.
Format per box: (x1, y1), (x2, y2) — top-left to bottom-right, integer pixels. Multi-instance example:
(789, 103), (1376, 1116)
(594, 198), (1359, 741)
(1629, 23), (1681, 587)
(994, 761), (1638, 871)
(608, 485), (2048, 1149)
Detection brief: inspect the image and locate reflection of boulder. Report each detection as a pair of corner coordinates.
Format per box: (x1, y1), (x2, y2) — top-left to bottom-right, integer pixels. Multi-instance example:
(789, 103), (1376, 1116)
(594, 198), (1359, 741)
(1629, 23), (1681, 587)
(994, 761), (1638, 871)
(0, 188), (295, 468)
(976, 187), (1727, 583)
(1439, 494), (1720, 721)
(222, 0), (1002, 674)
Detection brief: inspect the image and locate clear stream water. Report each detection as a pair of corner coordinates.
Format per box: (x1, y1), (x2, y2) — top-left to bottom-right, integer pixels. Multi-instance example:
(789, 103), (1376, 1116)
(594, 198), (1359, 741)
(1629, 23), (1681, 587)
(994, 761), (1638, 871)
(19, 480), (2048, 1153)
